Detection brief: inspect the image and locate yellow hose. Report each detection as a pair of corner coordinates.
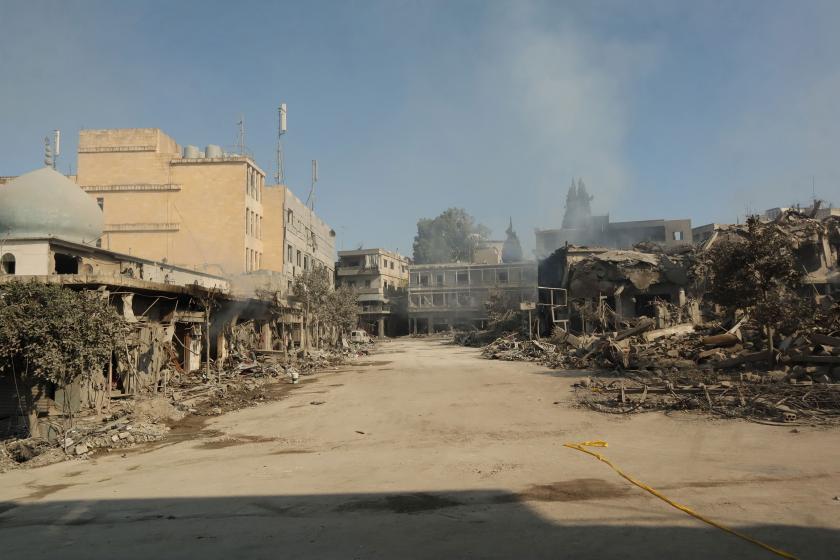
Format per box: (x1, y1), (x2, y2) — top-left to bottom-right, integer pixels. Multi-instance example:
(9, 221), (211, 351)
(563, 441), (799, 560)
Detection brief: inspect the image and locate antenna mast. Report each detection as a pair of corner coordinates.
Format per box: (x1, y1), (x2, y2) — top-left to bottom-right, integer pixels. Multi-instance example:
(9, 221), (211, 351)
(236, 114), (246, 155)
(306, 159), (318, 211)
(275, 103), (287, 184)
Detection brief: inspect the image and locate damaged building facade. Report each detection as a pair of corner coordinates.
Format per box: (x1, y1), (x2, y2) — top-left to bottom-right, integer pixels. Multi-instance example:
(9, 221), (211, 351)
(407, 262), (537, 333)
(335, 248), (408, 336)
(0, 166), (306, 438)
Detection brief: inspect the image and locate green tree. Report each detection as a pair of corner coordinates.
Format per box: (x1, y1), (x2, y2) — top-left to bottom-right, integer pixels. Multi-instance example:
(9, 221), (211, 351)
(700, 217), (813, 340)
(292, 267), (360, 347)
(326, 287), (360, 339)
(412, 208), (490, 264)
(0, 281), (127, 436)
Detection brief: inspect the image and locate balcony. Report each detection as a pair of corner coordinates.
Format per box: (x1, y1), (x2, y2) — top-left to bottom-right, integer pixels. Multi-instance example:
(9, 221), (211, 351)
(336, 266), (380, 276)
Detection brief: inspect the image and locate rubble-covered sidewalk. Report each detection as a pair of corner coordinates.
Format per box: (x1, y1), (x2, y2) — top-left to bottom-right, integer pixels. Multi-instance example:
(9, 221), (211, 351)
(0, 344), (372, 472)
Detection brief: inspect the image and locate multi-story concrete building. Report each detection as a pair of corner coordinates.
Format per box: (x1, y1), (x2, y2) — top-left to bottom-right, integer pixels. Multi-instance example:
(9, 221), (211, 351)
(407, 261), (537, 333)
(335, 248), (409, 336)
(75, 128), (272, 276)
(279, 186), (336, 292)
(535, 216), (692, 259)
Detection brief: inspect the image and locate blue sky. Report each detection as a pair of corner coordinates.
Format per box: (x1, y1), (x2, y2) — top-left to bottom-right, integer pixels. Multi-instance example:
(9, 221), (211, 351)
(2, 0), (839, 256)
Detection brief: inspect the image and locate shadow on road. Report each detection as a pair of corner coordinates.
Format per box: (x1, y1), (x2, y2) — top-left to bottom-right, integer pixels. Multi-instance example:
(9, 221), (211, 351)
(1, 489), (835, 559)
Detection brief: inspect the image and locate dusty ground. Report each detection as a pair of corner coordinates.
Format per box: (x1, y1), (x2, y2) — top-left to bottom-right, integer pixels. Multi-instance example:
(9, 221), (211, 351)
(1, 338), (839, 559)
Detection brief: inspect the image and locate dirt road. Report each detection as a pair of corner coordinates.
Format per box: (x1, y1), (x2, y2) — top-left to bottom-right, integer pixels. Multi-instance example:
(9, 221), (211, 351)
(1, 338), (839, 559)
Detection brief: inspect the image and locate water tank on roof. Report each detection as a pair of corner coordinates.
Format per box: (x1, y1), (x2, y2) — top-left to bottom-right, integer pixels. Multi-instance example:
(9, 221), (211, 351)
(184, 145), (201, 158)
(205, 145), (223, 158)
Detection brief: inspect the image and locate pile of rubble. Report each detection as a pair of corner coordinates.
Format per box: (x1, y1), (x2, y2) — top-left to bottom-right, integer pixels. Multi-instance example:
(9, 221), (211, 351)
(1, 398), (177, 471)
(575, 374), (840, 425)
(481, 336), (558, 362)
(475, 318), (840, 423)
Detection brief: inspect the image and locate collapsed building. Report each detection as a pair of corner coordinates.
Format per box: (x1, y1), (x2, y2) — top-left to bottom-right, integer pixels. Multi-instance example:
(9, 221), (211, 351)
(538, 206), (839, 337)
(701, 209), (840, 297)
(538, 244), (699, 334)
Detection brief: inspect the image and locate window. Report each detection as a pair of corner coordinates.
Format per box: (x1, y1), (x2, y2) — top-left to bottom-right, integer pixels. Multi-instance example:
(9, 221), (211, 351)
(419, 273), (429, 287)
(287, 244), (293, 262)
(245, 210), (250, 236)
(296, 250), (302, 267)
(390, 261), (394, 270)
(497, 270), (508, 284)
(673, 231), (684, 241)
(410, 273), (419, 286)
(54, 253), (78, 275)
(304, 255), (309, 270)
(96, 197), (104, 210)
(432, 293), (444, 306)
(436, 273), (444, 286)
(1, 253), (15, 274)
(287, 209), (294, 226)
(456, 270), (469, 285)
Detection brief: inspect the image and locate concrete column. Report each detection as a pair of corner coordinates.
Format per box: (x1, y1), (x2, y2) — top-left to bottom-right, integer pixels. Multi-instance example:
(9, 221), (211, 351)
(427, 317), (434, 335)
(261, 322), (273, 350)
(378, 317), (385, 338)
(216, 330), (228, 364)
(184, 330), (202, 372)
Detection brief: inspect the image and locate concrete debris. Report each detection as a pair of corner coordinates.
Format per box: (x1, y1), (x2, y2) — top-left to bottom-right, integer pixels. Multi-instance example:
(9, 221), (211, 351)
(472, 318), (840, 422)
(574, 376), (840, 425)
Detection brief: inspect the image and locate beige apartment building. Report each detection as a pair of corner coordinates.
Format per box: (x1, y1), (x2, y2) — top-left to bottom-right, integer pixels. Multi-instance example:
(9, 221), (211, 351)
(279, 186), (336, 291)
(76, 128), (277, 276)
(335, 248), (408, 336)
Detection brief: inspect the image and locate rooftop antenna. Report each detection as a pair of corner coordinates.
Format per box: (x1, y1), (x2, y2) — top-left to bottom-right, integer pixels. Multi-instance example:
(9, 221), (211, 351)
(306, 159), (318, 211)
(275, 103), (287, 184)
(43, 136), (53, 168)
(236, 114), (246, 155)
(53, 130), (60, 170)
